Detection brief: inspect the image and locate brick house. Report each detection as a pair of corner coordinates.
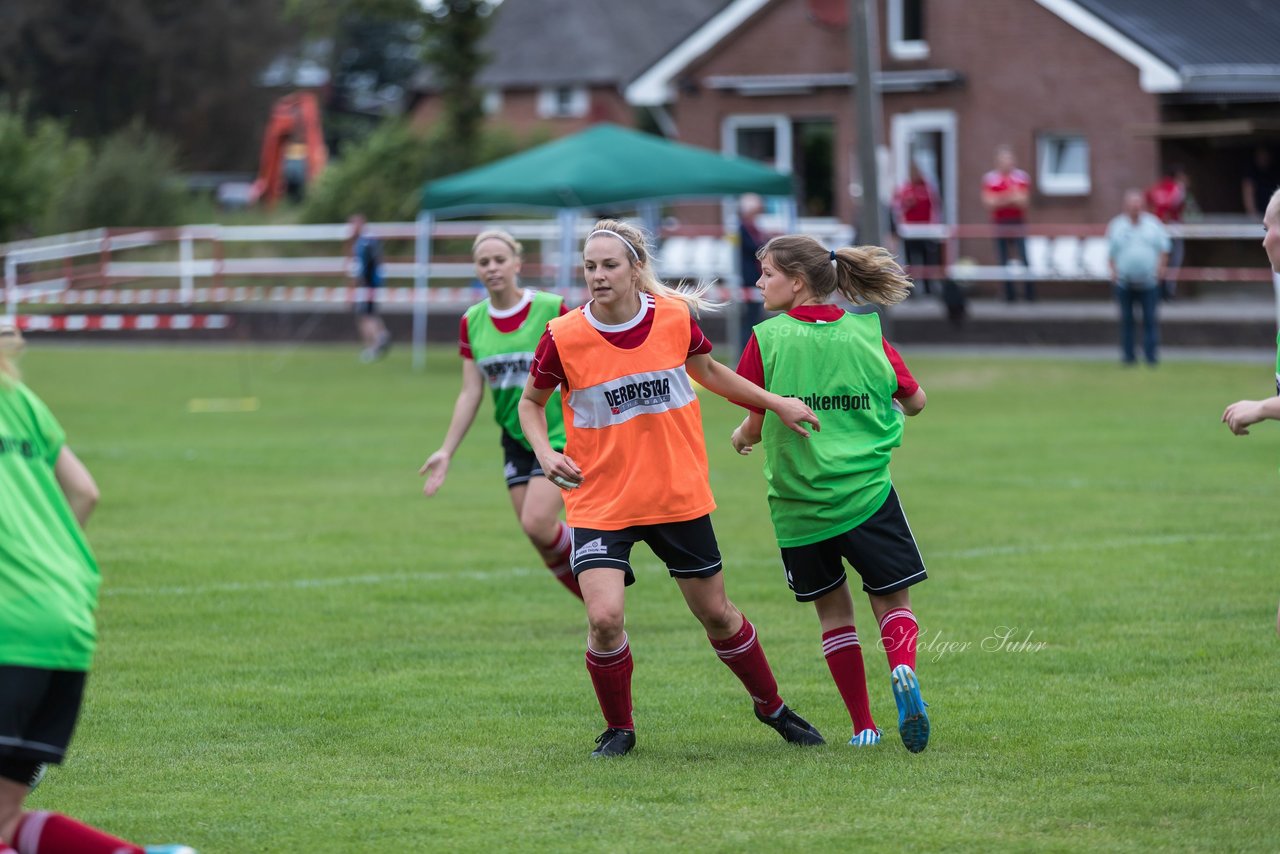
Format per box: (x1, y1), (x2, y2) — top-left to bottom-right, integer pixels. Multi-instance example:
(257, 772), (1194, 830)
(623, 0), (1280, 231)
(408, 0), (726, 138)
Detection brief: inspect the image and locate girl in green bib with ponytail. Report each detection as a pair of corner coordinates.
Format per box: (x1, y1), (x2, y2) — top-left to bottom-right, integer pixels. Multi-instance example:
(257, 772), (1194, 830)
(731, 235), (932, 752)
(419, 230), (581, 600)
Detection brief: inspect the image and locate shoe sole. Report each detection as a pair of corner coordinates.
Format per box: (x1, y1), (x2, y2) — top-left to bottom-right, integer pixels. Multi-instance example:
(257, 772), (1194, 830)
(892, 665), (930, 754)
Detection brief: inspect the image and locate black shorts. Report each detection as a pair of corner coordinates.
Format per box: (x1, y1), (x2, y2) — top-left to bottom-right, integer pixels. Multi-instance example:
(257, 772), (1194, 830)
(0, 666), (87, 784)
(571, 515), (723, 586)
(779, 487), (927, 602)
(355, 284), (379, 316)
(500, 431), (545, 488)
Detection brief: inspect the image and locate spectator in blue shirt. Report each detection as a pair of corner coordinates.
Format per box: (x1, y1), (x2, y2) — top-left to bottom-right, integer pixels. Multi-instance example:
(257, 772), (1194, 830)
(1107, 189), (1169, 366)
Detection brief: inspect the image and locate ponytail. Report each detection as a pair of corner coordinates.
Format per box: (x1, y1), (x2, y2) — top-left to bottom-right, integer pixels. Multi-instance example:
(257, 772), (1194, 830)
(759, 235), (912, 306)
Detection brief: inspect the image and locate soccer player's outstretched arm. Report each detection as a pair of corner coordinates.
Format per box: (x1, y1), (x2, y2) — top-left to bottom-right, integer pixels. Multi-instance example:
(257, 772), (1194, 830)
(686, 353), (819, 438)
(1222, 395), (1280, 435)
(419, 358), (486, 496)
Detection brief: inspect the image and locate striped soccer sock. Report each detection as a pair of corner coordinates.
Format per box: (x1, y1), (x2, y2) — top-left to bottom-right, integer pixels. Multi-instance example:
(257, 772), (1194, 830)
(879, 607), (920, 672)
(585, 635), (634, 730)
(823, 626), (877, 734)
(539, 522), (582, 599)
(709, 616), (784, 718)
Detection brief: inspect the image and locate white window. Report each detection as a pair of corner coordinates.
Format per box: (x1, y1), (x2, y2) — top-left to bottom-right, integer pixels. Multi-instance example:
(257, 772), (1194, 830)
(888, 0), (928, 61)
(721, 115), (793, 173)
(482, 89), (503, 116)
(537, 86), (588, 119)
(1037, 133), (1091, 195)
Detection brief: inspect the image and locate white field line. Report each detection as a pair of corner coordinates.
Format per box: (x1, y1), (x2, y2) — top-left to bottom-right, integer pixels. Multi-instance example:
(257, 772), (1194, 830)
(101, 530), (1277, 599)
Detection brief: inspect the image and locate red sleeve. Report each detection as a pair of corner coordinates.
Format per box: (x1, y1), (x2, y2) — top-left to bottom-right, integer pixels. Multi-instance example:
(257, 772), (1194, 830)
(882, 338), (919, 399)
(733, 333), (766, 414)
(558, 301), (570, 316)
(689, 317), (713, 356)
(530, 328), (567, 391)
(459, 315), (472, 360)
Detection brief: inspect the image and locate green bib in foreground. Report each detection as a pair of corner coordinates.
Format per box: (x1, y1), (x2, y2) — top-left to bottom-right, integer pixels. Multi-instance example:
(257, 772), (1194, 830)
(0, 381), (99, 670)
(465, 291), (566, 451)
(757, 311), (904, 547)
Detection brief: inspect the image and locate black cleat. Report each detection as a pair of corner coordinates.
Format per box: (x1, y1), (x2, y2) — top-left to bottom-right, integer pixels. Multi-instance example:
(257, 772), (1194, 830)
(591, 727), (636, 758)
(755, 704), (825, 746)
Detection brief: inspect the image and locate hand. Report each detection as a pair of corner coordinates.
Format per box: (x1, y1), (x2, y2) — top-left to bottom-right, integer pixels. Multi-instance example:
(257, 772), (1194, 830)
(539, 450), (584, 490)
(419, 450), (450, 496)
(731, 425), (754, 455)
(771, 396), (821, 438)
(1222, 400), (1264, 435)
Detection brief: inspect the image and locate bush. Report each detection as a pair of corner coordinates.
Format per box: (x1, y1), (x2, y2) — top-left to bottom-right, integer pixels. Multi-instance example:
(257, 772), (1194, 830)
(0, 111), (89, 241)
(50, 124), (191, 232)
(301, 119), (543, 223)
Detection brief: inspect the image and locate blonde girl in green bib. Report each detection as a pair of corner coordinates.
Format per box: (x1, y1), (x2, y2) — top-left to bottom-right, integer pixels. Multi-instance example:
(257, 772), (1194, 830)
(730, 236), (933, 752)
(0, 323), (197, 854)
(419, 230), (581, 599)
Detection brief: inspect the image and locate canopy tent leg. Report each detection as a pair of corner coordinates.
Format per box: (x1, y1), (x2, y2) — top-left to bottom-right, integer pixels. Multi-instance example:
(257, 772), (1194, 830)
(557, 209), (577, 299)
(412, 212), (433, 371)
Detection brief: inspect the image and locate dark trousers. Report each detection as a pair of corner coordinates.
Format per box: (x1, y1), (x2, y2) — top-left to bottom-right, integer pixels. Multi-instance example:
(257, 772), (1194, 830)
(903, 239), (937, 296)
(1114, 282), (1160, 364)
(994, 226), (1035, 301)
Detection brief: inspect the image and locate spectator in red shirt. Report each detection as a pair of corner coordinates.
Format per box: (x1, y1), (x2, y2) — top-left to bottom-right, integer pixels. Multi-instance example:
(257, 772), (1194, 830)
(981, 145), (1034, 302)
(892, 161), (940, 297)
(1146, 164), (1189, 301)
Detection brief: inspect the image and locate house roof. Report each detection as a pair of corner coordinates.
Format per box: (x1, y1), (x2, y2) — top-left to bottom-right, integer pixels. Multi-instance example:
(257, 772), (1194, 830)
(625, 0), (1280, 106)
(413, 0), (731, 92)
(1038, 0), (1280, 94)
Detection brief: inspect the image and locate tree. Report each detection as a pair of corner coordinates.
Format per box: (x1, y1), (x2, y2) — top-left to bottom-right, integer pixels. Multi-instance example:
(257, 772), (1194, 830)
(0, 0), (301, 170)
(421, 0), (495, 173)
(0, 110), (88, 241)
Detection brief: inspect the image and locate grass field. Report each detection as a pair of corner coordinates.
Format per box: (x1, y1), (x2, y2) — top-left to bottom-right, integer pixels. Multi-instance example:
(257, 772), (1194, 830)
(16, 342), (1280, 853)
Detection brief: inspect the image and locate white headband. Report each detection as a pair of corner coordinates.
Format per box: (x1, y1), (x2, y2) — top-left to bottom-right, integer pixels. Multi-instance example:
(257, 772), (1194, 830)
(587, 229), (640, 261)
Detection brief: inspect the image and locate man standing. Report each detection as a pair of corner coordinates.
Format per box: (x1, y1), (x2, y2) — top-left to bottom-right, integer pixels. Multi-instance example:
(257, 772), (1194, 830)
(981, 145), (1034, 302)
(736, 194), (767, 354)
(1106, 189), (1169, 366)
(350, 215), (391, 362)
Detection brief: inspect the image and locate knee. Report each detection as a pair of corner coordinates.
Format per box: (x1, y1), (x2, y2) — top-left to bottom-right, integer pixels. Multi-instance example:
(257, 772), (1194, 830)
(689, 599), (737, 636)
(586, 607), (626, 649)
(519, 510), (557, 547)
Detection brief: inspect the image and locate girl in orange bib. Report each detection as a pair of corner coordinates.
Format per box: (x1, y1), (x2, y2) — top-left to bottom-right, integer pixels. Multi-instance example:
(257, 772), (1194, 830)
(519, 219), (824, 757)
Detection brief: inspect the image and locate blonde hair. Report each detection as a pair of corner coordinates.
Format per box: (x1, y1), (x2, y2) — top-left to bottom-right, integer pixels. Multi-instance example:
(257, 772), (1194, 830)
(759, 235), (912, 306)
(585, 219), (722, 314)
(472, 229), (523, 257)
(0, 321), (24, 385)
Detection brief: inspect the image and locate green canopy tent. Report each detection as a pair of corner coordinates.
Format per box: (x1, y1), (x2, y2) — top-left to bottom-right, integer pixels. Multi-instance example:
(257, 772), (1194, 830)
(410, 124), (795, 366)
(419, 123), (792, 212)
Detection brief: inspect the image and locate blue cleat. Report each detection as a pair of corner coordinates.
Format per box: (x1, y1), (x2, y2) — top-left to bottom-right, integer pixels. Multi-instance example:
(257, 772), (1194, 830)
(144, 846), (198, 854)
(848, 727), (882, 747)
(891, 664), (930, 753)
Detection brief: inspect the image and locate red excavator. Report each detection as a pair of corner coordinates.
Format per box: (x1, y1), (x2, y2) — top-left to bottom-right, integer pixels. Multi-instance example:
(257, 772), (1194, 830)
(250, 92), (328, 207)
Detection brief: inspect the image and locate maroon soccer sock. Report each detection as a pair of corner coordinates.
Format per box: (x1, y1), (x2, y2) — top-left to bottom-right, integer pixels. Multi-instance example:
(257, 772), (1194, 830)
(12, 812), (143, 854)
(878, 607), (920, 671)
(709, 616), (784, 717)
(823, 626), (878, 733)
(540, 523), (582, 599)
(585, 635), (634, 730)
